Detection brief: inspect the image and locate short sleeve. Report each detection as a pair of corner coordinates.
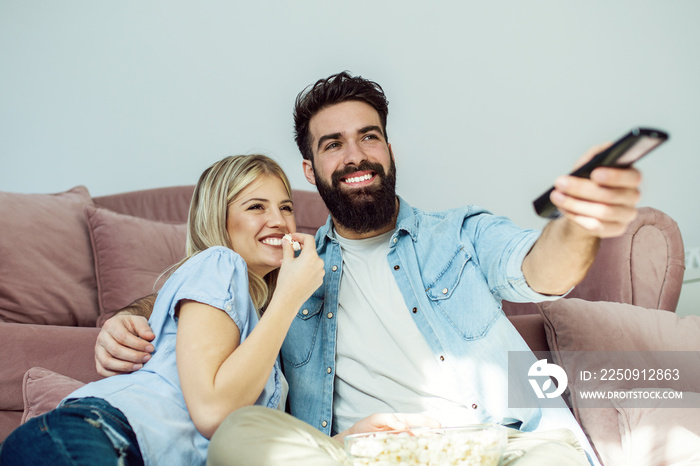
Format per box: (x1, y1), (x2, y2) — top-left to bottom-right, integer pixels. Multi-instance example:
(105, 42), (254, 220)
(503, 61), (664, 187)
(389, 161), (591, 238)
(161, 246), (252, 333)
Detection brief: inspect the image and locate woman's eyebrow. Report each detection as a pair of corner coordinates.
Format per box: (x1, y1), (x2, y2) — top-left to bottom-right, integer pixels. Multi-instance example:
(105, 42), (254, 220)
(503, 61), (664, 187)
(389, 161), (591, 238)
(240, 197), (269, 205)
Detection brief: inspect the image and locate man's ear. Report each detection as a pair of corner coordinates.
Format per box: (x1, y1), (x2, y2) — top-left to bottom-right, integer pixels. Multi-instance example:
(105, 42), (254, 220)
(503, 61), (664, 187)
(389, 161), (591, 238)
(302, 159), (317, 186)
(388, 143), (395, 163)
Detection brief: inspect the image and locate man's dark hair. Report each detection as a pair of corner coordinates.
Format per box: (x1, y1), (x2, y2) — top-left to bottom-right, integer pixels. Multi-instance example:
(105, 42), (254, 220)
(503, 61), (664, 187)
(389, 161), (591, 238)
(293, 71), (389, 161)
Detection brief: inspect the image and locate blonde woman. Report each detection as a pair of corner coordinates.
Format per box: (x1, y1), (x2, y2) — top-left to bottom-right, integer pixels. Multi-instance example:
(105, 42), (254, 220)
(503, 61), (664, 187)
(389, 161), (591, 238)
(0, 154), (324, 466)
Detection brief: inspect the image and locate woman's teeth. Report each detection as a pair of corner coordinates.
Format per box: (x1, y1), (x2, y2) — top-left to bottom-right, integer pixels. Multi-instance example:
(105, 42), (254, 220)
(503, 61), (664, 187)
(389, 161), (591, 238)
(261, 236), (301, 251)
(262, 237), (283, 246)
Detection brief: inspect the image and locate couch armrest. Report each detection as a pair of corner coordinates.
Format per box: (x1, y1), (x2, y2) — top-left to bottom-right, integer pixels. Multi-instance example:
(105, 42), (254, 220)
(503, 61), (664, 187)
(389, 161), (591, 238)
(508, 314), (549, 353)
(0, 323), (101, 412)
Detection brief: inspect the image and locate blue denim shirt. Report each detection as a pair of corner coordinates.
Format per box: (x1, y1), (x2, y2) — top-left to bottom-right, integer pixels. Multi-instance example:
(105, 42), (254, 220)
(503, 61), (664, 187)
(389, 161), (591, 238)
(281, 197), (575, 435)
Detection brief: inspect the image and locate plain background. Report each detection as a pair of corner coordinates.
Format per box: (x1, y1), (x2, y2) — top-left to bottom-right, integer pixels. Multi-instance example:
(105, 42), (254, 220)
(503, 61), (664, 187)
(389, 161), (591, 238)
(2, 1), (699, 314)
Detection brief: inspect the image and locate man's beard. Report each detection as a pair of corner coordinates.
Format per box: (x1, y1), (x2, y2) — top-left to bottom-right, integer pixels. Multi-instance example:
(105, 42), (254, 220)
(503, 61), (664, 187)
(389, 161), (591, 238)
(314, 159), (397, 235)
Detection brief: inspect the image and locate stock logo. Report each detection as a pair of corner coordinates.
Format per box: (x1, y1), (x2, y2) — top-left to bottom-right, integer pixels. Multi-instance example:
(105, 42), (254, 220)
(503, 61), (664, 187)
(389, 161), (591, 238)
(528, 359), (568, 399)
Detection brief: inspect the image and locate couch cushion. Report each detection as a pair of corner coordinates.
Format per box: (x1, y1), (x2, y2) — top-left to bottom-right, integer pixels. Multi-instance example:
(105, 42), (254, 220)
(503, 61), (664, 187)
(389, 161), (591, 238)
(538, 298), (700, 466)
(0, 186), (98, 326)
(613, 389), (700, 465)
(86, 206), (186, 325)
(21, 367), (86, 424)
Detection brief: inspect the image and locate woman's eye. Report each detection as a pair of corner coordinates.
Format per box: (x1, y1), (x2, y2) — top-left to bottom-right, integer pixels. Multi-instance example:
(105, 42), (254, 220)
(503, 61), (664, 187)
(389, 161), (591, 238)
(281, 205), (294, 213)
(247, 204), (264, 210)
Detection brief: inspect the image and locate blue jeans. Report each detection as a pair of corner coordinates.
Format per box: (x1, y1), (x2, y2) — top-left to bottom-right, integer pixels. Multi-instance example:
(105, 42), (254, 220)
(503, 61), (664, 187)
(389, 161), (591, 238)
(0, 397), (144, 466)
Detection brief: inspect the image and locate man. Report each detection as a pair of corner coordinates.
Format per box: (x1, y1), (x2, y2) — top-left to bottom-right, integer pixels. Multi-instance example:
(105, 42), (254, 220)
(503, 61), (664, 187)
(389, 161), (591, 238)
(96, 72), (641, 465)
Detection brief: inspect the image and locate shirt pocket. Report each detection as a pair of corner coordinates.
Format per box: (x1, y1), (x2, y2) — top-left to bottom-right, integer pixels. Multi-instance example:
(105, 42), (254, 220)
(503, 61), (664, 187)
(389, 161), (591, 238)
(281, 295), (324, 367)
(424, 246), (501, 340)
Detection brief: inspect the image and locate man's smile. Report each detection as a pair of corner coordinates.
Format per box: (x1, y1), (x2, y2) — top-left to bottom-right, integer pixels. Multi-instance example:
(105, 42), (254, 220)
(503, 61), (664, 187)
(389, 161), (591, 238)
(339, 170), (376, 187)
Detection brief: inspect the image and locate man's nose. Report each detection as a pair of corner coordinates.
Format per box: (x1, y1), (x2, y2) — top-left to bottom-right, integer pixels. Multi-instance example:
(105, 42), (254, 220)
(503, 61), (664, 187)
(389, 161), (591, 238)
(343, 141), (368, 166)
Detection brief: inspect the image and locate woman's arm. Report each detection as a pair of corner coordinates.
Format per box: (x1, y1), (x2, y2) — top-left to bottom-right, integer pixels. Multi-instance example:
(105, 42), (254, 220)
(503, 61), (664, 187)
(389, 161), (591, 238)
(177, 234), (324, 439)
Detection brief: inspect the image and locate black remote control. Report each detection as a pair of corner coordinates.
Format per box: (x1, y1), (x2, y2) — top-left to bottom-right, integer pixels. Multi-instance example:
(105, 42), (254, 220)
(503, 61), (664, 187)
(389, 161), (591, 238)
(533, 127), (668, 219)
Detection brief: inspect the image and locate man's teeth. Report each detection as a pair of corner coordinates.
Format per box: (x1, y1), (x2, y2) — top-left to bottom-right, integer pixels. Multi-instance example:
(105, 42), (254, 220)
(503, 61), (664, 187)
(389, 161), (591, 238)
(262, 237), (283, 246)
(344, 173), (372, 184)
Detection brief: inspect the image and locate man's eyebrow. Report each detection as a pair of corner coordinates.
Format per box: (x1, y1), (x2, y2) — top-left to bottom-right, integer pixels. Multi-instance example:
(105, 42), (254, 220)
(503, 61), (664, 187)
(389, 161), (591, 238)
(316, 132), (342, 152)
(359, 125), (383, 136)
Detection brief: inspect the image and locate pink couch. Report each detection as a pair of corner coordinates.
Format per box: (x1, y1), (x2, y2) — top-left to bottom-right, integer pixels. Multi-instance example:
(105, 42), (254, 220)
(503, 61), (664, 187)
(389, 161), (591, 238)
(0, 185), (694, 465)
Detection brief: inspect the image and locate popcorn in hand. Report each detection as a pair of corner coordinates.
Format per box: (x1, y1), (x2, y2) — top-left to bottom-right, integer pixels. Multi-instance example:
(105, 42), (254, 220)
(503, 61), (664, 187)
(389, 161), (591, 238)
(283, 233), (301, 251)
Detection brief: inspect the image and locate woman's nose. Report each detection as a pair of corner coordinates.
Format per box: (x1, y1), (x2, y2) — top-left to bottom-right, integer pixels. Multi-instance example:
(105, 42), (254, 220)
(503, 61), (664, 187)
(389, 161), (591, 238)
(266, 208), (285, 227)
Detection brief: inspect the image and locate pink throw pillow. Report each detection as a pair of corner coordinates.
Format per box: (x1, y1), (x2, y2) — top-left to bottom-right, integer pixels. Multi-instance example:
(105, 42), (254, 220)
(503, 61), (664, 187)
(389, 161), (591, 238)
(614, 390), (700, 465)
(538, 298), (700, 466)
(0, 186), (98, 326)
(85, 206), (186, 325)
(22, 367), (85, 423)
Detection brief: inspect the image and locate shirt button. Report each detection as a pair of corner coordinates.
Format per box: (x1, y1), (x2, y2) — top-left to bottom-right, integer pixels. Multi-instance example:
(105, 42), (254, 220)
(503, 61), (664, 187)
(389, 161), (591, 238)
(393, 265), (400, 270)
(472, 403), (478, 410)
(442, 288), (448, 295)
(332, 265), (338, 272)
(412, 307), (417, 314)
(393, 237), (397, 243)
(327, 312), (333, 319)
(225, 304), (232, 311)
(439, 355), (445, 361)
(322, 420), (328, 428)
(301, 309), (309, 316)
(327, 367), (332, 374)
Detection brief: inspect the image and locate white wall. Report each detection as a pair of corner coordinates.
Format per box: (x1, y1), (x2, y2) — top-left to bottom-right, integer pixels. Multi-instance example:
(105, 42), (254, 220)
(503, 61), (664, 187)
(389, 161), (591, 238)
(2, 1), (699, 313)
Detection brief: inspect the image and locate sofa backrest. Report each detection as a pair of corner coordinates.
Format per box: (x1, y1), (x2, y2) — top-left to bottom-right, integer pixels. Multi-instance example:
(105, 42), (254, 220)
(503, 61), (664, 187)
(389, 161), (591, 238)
(93, 185), (195, 223)
(93, 185), (330, 235)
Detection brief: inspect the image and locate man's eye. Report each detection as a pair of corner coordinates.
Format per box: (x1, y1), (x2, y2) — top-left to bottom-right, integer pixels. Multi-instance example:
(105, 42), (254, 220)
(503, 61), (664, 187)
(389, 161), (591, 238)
(325, 142), (340, 150)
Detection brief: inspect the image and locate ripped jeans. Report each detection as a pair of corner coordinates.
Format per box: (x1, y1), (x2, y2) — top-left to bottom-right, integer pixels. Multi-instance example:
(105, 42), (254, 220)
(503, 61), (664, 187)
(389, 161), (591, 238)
(0, 397), (144, 466)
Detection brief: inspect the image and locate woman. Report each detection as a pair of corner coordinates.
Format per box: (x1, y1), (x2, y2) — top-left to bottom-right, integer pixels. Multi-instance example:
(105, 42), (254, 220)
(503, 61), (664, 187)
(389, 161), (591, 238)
(0, 154), (325, 465)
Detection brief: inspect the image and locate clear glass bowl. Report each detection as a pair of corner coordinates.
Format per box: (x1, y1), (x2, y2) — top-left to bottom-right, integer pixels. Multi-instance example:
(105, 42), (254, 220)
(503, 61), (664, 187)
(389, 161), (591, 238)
(344, 424), (507, 466)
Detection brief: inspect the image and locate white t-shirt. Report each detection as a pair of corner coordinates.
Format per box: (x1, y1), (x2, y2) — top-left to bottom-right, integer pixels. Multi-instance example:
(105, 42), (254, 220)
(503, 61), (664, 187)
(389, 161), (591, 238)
(332, 230), (480, 433)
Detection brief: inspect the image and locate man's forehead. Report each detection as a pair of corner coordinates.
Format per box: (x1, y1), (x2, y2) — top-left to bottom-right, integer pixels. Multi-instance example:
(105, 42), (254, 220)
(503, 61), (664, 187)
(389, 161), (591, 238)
(309, 100), (381, 139)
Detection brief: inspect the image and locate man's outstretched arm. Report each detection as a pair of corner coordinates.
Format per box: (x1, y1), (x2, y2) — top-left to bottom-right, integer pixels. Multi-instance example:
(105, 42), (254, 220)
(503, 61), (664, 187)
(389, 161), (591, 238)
(522, 143), (642, 295)
(95, 294), (157, 377)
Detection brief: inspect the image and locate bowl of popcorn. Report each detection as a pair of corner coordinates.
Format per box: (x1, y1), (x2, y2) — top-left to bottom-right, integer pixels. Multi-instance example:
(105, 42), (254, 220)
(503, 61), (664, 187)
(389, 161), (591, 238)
(344, 424), (507, 465)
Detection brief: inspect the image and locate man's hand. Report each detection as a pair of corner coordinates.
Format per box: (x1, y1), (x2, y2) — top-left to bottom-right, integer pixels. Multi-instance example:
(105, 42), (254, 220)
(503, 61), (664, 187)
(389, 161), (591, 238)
(523, 143), (643, 296)
(332, 413), (441, 443)
(95, 315), (156, 377)
(549, 142), (641, 238)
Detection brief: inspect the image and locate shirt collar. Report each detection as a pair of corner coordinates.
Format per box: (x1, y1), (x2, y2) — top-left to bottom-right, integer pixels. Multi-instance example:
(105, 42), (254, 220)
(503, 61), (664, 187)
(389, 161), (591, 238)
(317, 195), (418, 245)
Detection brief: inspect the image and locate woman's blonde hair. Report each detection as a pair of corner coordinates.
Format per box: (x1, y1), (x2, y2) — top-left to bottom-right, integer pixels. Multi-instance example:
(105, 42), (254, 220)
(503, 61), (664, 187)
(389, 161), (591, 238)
(174, 154), (293, 309)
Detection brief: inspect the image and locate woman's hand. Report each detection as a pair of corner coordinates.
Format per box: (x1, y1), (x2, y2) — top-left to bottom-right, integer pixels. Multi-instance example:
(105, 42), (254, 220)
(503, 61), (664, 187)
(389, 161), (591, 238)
(271, 233), (324, 312)
(332, 413), (442, 443)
